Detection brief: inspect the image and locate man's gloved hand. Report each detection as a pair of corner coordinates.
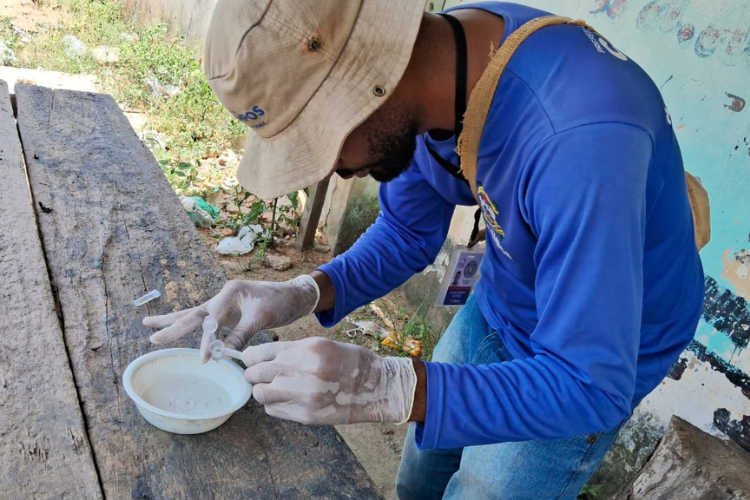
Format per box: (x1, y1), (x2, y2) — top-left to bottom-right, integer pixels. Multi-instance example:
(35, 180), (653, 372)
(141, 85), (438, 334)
(242, 337), (417, 425)
(143, 276), (320, 362)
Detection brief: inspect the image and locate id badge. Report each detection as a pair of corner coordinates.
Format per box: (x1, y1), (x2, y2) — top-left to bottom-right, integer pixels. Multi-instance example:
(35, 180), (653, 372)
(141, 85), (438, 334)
(435, 245), (486, 307)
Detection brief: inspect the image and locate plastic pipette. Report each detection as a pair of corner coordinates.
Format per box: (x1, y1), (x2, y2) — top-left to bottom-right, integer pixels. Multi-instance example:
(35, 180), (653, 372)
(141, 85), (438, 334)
(203, 316), (219, 337)
(209, 339), (243, 361)
(202, 316), (243, 361)
(134, 289), (161, 307)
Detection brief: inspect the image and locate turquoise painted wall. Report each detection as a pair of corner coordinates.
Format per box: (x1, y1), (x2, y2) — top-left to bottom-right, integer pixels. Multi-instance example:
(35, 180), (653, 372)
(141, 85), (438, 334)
(442, 0), (750, 491)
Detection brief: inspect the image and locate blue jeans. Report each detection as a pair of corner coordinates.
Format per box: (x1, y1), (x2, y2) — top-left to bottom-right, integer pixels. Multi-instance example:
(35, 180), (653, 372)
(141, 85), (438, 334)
(396, 296), (625, 500)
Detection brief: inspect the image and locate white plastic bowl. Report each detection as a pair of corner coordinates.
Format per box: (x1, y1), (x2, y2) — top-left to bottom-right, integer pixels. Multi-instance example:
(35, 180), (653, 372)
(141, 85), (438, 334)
(123, 348), (252, 434)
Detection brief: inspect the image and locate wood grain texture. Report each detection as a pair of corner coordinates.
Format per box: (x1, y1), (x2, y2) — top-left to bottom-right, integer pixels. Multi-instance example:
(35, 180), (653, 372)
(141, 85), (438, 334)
(15, 84), (381, 500)
(296, 178), (330, 251)
(613, 416), (750, 500)
(0, 80), (103, 500)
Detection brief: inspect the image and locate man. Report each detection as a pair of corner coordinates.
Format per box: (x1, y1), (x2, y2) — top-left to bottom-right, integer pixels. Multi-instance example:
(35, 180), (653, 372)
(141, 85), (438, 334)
(144, 0), (705, 498)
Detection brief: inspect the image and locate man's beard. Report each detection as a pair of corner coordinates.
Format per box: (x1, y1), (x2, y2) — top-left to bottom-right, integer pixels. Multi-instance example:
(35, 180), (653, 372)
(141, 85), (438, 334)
(367, 126), (419, 182)
(336, 103), (420, 183)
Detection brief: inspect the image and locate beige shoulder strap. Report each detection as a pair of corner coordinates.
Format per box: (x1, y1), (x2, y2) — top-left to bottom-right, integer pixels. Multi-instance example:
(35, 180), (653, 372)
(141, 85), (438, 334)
(456, 16), (589, 197)
(685, 172), (711, 249)
(456, 15), (710, 250)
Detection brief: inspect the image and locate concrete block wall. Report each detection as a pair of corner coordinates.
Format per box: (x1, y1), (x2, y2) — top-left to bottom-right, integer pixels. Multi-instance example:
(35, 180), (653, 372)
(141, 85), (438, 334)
(320, 176), (382, 256)
(121, 0), (216, 46)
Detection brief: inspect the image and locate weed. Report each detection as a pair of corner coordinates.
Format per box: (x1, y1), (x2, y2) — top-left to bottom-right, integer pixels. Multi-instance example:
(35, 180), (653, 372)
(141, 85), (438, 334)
(6, 0), (302, 250)
(276, 190), (303, 231)
(12, 0), (124, 74)
(578, 483), (602, 500)
(0, 17), (22, 58)
(253, 230), (274, 264)
(398, 305), (438, 360)
(159, 159), (201, 191)
(221, 183), (266, 232)
(367, 299), (438, 361)
(105, 22), (245, 169)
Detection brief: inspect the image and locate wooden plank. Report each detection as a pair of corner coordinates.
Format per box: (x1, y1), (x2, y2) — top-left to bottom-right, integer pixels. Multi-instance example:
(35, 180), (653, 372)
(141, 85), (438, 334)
(15, 84), (381, 500)
(0, 80), (103, 499)
(296, 178), (330, 251)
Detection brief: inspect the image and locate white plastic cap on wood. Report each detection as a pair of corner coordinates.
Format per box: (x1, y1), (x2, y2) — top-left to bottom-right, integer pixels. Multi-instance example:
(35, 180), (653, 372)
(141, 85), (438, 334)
(134, 290), (161, 307)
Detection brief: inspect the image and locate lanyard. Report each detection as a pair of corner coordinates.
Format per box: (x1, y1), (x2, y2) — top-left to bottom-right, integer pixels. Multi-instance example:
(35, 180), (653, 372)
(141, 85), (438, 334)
(443, 13), (468, 139)
(426, 14), (469, 185)
(428, 13), (483, 247)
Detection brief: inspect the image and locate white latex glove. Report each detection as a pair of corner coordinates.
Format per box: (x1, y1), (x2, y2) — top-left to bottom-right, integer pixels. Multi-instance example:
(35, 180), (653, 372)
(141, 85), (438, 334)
(143, 276), (320, 362)
(242, 337), (417, 425)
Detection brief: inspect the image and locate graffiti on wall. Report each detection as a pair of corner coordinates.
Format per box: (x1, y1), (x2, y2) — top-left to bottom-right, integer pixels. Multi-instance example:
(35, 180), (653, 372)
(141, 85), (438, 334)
(666, 274), (750, 451)
(590, 0), (629, 19)
(701, 276), (750, 354)
(724, 93), (746, 113)
(588, 0), (750, 67)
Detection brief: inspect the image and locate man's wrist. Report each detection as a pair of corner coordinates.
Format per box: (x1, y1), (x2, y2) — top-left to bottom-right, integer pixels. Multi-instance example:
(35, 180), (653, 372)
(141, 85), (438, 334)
(310, 270), (335, 313)
(408, 359), (427, 423)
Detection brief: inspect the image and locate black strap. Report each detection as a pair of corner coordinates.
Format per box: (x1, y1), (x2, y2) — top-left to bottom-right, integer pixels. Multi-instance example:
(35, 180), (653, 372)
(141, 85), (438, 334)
(433, 13), (484, 247)
(468, 208), (483, 248)
(426, 144), (468, 185)
(427, 13), (470, 185)
(440, 13), (468, 138)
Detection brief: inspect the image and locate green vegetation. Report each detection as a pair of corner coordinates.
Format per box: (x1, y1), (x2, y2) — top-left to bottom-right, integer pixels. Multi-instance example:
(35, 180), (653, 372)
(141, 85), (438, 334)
(393, 304), (438, 361)
(1, 17), (22, 57)
(0, 0), (300, 246)
(109, 22), (246, 174)
(578, 482), (602, 500)
(338, 298), (440, 362)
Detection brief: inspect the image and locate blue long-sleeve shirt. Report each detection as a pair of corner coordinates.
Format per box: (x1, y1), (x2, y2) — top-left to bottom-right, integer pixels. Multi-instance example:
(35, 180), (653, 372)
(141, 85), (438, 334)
(317, 2), (704, 449)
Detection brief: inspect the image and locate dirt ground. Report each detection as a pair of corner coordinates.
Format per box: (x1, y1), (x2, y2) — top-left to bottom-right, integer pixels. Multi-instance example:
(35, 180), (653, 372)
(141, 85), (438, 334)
(1, 2), (406, 497)
(0, 0), (62, 31)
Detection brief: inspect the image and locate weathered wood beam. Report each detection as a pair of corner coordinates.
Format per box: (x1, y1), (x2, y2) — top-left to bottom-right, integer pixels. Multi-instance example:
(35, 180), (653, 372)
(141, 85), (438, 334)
(0, 80), (103, 500)
(296, 178), (330, 251)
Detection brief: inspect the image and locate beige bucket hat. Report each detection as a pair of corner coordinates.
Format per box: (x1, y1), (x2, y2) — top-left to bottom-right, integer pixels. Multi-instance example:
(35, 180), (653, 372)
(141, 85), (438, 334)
(205, 0), (428, 200)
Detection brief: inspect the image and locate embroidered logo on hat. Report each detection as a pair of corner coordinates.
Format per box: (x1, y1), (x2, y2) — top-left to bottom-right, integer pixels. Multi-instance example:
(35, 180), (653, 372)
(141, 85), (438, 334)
(232, 106), (266, 124)
(232, 106), (267, 129)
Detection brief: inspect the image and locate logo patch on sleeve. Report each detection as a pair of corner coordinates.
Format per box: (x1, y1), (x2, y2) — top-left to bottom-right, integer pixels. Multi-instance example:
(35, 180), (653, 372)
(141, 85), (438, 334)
(478, 184), (514, 261)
